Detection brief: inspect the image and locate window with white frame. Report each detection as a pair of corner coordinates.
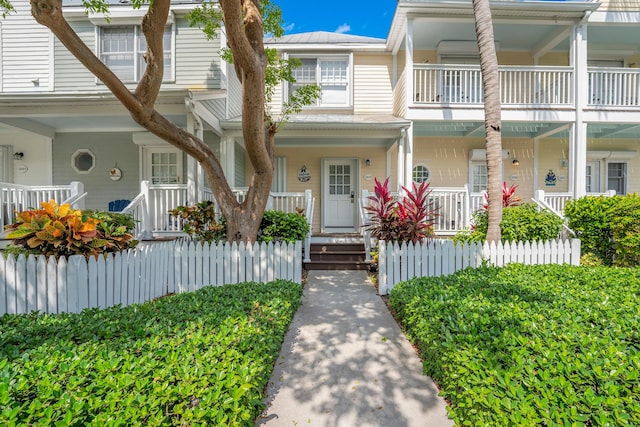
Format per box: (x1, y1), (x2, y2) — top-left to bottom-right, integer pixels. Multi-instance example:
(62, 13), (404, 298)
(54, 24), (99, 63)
(289, 56), (350, 107)
(585, 161), (600, 193)
(607, 162), (627, 195)
(99, 26), (173, 82)
(470, 161), (488, 193)
(412, 164), (431, 183)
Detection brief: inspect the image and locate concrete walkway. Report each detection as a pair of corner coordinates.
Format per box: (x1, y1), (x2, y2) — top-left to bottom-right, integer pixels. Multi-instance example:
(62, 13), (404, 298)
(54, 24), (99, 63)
(256, 271), (454, 427)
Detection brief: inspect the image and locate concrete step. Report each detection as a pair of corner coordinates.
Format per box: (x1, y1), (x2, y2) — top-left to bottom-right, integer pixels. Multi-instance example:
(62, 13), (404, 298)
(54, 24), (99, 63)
(305, 242), (369, 271)
(304, 260), (370, 271)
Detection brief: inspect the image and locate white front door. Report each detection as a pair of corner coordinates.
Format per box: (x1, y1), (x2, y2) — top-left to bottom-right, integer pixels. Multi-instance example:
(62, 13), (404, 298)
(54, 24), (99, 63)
(323, 159), (357, 232)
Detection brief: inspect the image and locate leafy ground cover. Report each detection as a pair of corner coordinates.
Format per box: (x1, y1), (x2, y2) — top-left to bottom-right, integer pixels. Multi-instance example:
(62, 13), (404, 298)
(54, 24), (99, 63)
(0, 280), (302, 426)
(390, 264), (640, 426)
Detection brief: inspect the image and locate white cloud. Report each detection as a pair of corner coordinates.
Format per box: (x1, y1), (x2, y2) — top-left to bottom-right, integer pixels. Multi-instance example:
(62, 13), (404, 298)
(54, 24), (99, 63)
(283, 23), (295, 33)
(335, 23), (351, 34)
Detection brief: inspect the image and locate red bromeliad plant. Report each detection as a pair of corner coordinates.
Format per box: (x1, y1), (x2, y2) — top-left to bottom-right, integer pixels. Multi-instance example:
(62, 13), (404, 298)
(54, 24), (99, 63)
(364, 177), (437, 243)
(482, 182), (522, 210)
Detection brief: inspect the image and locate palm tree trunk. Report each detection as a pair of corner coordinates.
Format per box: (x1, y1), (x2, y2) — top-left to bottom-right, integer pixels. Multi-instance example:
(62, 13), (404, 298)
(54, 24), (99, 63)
(472, 0), (502, 243)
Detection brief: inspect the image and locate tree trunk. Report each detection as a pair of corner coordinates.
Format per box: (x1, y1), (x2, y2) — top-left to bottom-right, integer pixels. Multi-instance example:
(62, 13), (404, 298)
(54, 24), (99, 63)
(472, 0), (502, 243)
(31, 0), (273, 242)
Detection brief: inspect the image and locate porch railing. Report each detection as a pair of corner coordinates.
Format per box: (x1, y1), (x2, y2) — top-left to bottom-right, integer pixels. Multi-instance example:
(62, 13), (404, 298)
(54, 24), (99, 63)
(533, 189), (616, 218)
(588, 67), (640, 107)
(1, 182), (84, 232)
(124, 182), (314, 246)
(413, 64), (574, 106)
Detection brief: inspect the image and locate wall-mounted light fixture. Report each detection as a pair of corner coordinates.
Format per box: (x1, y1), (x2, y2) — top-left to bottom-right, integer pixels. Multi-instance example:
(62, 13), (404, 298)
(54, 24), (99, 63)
(13, 152), (24, 160)
(365, 158), (371, 167)
(512, 158), (520, 167)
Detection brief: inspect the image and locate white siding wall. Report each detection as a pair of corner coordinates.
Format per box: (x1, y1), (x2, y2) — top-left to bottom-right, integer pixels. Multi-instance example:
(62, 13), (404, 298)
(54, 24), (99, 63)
(53, 132), (140, 210)
(0, 130), (52, 185)
(226, 62), (242, 118)
(53, 21), (96, 91)
(2, 0), (52, 92)
(353, 53), (393, 115)
(174, 18), (221, 89)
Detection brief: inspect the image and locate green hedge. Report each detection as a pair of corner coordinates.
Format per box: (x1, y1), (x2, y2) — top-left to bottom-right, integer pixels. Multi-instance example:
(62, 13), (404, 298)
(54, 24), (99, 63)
(565, 194), (640, 266)
(258, 210), (310, 243)
(390, 265), (640, 426)
(0, 281), (302, 426)
(454, 203), (563, 243)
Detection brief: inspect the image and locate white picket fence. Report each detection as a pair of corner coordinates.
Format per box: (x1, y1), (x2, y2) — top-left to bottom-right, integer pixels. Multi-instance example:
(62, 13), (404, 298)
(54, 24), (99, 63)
(0, 240), (302, 316)
(378, 239), (581, 295)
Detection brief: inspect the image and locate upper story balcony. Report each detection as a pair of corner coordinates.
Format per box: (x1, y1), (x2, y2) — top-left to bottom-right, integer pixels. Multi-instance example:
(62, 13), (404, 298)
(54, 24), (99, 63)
(393, 64), (640, 115)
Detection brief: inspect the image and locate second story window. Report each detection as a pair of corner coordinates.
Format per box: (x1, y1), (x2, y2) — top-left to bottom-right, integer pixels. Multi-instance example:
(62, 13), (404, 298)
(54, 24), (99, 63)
(99, 26), (173, 83)
(290, 56), (350, 107)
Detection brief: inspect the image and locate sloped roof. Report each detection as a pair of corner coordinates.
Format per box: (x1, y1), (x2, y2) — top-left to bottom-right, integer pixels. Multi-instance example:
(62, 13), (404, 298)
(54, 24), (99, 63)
(265, 31), (385, 46)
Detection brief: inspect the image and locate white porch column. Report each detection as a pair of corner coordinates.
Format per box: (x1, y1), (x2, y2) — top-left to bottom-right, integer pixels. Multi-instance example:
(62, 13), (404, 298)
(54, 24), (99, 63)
(386, 141), (396, 181)
(405, 18), (414, 106)
(404, 123), (414, 188)
(397, 135), (405, 192)
(220, 136), (236, 186)
(185, 111), (203, 205)
(533, 138), (539, 195)
(570, 17), (589, 198)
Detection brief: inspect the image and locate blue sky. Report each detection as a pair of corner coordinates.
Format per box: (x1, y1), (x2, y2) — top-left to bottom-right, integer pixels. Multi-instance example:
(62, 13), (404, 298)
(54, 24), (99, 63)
(275, 0), (395, 40)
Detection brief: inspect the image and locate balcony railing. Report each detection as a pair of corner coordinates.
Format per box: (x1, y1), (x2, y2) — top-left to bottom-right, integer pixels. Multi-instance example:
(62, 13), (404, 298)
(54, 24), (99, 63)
(588, 67), (640, 107)
(413, 64), (574, 106)
(411, 64), (640, 108)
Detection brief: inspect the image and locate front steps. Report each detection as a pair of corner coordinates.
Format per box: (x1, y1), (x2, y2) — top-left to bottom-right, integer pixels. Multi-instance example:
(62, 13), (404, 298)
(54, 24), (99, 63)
(305, 235), (369, 270)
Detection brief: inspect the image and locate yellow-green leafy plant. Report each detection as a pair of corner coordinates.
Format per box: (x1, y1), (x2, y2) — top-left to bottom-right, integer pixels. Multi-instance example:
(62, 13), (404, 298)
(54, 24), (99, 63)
(4, 200), (135, 258)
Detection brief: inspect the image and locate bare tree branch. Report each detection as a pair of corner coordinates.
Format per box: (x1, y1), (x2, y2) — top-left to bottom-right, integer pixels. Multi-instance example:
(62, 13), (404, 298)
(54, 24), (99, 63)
(135, 0), (170, 107)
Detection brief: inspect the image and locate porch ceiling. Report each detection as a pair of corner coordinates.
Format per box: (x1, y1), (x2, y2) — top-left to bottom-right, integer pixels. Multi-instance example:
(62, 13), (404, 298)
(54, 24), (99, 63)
(223, 114), (411, 147)
(0, 90), (190, 134)
(411, 22), (571, 52)
(413, 121), (640, 140)
(390, 1), (598, 53)
(409, 20), (640, 54)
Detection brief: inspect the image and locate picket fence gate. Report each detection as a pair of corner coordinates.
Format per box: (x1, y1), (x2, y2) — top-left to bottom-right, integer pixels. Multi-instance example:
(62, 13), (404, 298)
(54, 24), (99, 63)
(378, 239), (581, 295)
(0, 240), (302, 316)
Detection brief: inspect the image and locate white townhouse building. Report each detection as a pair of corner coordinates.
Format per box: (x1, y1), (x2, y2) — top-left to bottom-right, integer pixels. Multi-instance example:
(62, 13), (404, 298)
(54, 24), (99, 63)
(1, 0), (639, 240)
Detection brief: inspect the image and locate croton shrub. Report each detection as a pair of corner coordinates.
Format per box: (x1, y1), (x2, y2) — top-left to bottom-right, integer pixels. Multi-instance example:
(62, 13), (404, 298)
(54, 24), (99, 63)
(3, 200), (136, 258)
(0, 280), (302, 426)
(390, 264), (640, 426)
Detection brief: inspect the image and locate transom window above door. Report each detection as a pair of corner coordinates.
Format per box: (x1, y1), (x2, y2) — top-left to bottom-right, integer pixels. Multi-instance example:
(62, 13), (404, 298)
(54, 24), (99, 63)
(289, 55), (351, 107)
(99, 25), (173, 82)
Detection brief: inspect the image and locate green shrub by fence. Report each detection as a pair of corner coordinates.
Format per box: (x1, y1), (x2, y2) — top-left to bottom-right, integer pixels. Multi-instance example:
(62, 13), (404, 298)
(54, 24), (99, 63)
(454, 203), (563, 243)
(0, 280), (302, 426)
(390, 264), (640, 426)
(565, 194), (640, 266)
